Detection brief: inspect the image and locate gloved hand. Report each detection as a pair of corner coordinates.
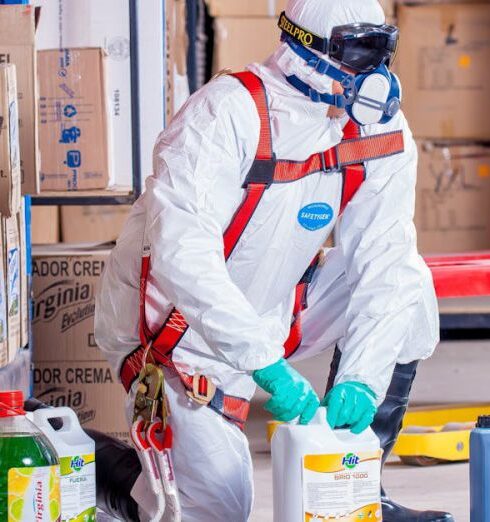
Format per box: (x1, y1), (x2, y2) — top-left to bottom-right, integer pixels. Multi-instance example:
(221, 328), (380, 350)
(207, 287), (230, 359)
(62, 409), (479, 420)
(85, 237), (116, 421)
(253, 359), (319, 424)
(322, 381), (377, 434)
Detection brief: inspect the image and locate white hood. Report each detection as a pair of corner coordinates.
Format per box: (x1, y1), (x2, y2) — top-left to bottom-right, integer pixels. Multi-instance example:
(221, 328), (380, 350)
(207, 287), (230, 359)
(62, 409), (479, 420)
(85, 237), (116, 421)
(271, 0), (386, 101)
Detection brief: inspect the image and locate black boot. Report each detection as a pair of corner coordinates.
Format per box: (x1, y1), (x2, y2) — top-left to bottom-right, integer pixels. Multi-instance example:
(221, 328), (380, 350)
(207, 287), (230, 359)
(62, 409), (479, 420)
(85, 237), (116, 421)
(24, 399), (141, 521)
(326, 348), (455, 522)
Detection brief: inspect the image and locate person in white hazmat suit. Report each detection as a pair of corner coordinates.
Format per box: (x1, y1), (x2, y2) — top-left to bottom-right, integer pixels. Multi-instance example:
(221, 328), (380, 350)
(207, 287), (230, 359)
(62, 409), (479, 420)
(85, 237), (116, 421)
(94, 0), (454, 521)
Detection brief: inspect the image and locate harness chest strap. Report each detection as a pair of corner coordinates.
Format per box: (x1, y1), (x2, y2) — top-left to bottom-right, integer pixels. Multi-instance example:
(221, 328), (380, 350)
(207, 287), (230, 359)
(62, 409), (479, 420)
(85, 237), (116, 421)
(120, 71), (405, 423)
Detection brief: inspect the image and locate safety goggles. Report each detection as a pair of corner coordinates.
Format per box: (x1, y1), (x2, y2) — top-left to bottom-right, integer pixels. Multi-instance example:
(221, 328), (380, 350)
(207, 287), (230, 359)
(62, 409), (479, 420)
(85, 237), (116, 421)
(278, 11), (399, 73)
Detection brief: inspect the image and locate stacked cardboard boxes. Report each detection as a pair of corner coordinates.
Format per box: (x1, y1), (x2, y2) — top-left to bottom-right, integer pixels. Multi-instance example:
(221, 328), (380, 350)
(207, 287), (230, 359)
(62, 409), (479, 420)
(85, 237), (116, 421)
(32, 243), (129, 441)
(396, 1), (490, 253)
(0, 63), (29, 368)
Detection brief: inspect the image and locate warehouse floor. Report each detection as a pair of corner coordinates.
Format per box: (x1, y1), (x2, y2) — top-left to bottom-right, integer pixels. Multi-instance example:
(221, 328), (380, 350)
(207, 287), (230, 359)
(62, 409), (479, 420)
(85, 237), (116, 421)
(247, 339), (490, 522)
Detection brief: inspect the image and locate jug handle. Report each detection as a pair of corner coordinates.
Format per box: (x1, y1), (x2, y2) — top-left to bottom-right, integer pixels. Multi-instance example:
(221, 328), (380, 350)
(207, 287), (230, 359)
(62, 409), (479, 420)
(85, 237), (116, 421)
(32, 406), (81, 434)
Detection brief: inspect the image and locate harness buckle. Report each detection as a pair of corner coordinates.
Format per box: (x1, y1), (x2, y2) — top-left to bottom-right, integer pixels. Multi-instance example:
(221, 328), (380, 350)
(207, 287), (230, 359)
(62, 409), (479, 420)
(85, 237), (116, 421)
(133, 362), (165, 425)
(186, 374), (217, 405)
(321, 147), (339, 174)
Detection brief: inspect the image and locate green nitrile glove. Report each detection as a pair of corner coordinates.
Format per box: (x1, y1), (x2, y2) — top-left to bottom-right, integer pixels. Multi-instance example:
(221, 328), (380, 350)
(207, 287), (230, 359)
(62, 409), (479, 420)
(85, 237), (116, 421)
(253, 358), (320, 425)
(322, 381), (377, 434)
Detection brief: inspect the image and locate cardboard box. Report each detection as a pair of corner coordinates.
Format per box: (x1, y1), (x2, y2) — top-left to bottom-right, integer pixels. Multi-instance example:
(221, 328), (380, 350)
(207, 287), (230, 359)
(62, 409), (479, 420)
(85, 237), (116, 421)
(32, 244), (129, 440)
(0, 4), (39, 194)
(415, 141), (490, 253)
(31, 206), (59, 244)
(35, 0), (131, 187)
(206, 0), (287, 17)
(0, 64), (21, 217)
(0, 227), (7, 368)
(38, 48), (110, 191)
(35, 0), (167, 185)
(213, 17), (280, 73)
(397, 3), (490, 140)
(60, 205), (130, 243)
(33, 360), (130, 442)
(2, 212), (21, 361)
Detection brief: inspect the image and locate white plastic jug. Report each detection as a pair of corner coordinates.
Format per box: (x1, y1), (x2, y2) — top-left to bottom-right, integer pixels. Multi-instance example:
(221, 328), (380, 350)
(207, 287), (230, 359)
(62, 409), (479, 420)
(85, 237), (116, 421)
(272, 407), (382, 521)
(32, 407), (96, 522)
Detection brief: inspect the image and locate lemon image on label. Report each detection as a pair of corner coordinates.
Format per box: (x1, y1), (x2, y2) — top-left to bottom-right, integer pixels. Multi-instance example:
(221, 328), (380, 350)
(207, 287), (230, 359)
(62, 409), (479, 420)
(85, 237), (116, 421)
(13, 468), (34, 478)
(50, 499), (61, 521)
(9, 497), (24, 522)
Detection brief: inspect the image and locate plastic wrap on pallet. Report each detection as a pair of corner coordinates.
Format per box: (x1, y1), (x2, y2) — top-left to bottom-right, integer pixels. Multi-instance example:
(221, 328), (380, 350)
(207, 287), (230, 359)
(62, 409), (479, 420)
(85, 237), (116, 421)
(0, 347), (31, 396)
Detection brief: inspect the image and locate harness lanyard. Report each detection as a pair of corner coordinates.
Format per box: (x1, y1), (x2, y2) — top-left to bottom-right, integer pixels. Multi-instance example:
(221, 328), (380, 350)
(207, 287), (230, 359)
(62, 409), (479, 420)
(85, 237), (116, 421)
(131, 420), (167, 522)
(131, 360), (182, 522)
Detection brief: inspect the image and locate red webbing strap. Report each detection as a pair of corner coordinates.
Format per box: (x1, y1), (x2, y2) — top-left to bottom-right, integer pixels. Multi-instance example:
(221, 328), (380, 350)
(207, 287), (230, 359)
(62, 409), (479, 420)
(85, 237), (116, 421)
(139, 255), (153, 346)
(283, 255), (321, 359)
(271, 129), (403, 184)
(223, 183), (268, 258)
(283, 282), (306, 358)
(425, 253), (490, 298)
(339, 120), (364, 215)
(337, 130), (404, 166)
(273, 155), (323, 184)
(339, 165), (366, 215)
(232, 71), (273, 161)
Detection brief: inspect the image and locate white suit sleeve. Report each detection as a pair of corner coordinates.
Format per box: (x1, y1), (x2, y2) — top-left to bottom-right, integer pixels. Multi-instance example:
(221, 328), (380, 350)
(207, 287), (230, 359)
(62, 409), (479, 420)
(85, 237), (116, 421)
(143, 77), (284, 372)
(335, 112), (439, 402)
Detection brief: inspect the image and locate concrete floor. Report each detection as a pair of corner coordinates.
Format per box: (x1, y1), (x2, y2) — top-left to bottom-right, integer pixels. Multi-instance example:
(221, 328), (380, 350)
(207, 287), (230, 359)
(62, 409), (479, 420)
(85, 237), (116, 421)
(246, 340), (490, 522)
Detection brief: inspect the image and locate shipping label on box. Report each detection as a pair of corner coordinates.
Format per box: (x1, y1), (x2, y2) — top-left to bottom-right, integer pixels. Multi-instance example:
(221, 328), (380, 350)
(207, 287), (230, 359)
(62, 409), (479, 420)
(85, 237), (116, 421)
(38, 48), (111, 191)
(398, 3), (490, 140)
(415, 142), (490, 253)
(0, 64), (21, 217)
(0, 226), (7, 368)
(32, 244), (129, 440)
(0, 4), (39, 194)
(3, 213), (21, 362)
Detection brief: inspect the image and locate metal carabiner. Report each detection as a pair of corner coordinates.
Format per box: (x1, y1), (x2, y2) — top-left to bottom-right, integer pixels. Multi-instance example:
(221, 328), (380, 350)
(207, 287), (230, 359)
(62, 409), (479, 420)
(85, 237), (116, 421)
(133, 362), (165, 425)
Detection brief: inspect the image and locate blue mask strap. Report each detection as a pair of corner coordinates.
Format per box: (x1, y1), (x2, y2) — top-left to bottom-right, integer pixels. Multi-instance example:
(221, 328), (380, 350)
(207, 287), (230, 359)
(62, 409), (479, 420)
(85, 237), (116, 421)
(285, 74), (347, 108)
(285, 38), (348, 84)
(284, 37), (358, 107)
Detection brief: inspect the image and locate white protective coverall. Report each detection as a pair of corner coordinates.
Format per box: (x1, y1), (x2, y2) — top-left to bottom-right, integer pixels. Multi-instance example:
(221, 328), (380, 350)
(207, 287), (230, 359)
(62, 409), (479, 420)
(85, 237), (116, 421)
(95, 0), (439, 519)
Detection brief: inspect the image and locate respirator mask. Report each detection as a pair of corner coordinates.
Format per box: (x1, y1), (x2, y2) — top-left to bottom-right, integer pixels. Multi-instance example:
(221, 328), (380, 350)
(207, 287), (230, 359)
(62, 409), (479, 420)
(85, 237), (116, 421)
(278, 11), (402, 126)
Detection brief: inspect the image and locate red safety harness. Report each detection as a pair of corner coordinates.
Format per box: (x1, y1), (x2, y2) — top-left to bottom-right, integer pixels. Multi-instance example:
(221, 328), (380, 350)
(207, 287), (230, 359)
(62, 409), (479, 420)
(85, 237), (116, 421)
(120, 71), (405, 429)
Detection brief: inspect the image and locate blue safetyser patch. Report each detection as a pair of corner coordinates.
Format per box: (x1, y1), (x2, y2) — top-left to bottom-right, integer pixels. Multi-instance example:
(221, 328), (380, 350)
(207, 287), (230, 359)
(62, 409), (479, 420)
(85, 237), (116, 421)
(297, 203), (334, 231)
